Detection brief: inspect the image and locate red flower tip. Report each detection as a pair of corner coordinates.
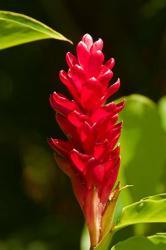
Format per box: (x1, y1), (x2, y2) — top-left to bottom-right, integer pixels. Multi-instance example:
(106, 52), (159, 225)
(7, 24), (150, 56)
(49, 34), (124, 247)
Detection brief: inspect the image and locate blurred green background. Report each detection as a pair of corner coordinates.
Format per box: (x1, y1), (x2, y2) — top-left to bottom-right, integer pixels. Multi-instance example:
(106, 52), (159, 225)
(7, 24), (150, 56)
(0, 0), (166, 249)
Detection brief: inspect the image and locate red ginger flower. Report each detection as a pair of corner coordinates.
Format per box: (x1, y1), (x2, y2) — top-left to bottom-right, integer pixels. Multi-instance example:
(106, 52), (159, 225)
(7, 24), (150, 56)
(49, 34), (125, 247)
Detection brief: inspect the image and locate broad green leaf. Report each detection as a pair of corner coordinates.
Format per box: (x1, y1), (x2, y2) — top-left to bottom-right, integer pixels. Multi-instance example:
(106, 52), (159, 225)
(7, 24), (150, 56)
(115, 193), (166, 231)
(0, 11), (72, 50)
(119, 95), (166, 204)
(94, 230), (166, 250)
(94, 194), (166, 250)
(111, 234), (166, 250)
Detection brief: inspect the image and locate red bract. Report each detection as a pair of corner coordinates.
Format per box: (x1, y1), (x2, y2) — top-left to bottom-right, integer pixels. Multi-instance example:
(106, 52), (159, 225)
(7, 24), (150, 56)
(49, 34), (125, 247)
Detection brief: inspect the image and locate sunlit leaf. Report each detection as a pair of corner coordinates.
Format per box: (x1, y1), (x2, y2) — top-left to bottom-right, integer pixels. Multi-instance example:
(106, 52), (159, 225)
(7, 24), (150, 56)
(111, 234), (166, 250)
(0, 11), (72, 50)
(119, 95), (166, 204)
(115, 193), (166, 231)
(94, 194), (166, 250)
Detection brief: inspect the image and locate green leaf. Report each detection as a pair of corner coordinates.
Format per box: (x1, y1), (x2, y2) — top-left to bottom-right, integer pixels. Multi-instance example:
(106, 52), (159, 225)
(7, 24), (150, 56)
(94, 232), (166, 250)
(0, 11), (72, 50)
(94, 194), (166, 250)
(149, 233), (166, 245)
(111, 234), (166, 250)
(115, 193), (166, 231)
(119, 95), (166, 204)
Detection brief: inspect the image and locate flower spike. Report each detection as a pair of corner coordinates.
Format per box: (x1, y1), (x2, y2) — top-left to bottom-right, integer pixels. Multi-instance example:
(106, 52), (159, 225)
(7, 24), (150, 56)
(49, 34), (124, 248)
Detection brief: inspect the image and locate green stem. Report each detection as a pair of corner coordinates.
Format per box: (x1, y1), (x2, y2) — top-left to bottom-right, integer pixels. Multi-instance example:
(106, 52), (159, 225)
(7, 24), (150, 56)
(89, 229), (115, 250)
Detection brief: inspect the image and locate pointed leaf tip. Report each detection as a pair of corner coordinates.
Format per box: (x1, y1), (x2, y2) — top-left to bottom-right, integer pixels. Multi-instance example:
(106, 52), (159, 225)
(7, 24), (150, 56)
(0, 11), (72, 50)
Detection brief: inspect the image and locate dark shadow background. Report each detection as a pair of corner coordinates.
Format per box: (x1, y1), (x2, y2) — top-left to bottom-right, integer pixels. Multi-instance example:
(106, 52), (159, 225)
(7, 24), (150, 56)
(0, 0), (166, 249)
